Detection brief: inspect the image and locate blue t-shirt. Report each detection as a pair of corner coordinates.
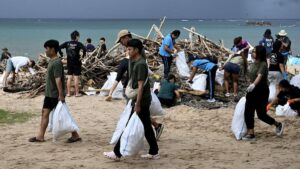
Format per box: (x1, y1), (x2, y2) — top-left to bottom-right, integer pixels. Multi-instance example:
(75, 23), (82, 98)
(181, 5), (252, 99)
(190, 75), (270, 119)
(192, 59), (216, 71)
(259, 37), (273, 55)
(159, 34), (174, 57)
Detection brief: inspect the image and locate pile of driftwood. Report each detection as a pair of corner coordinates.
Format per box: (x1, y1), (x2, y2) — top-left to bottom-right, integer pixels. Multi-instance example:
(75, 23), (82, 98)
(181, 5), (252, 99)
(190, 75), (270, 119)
(0, 17), (242, 104)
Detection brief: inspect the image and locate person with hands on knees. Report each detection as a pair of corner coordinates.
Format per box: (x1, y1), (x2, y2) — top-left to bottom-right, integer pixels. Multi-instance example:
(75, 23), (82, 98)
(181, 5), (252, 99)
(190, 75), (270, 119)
(104, 39), (159, 161)
(243, 45), (284, 141)
(267, 80), (300, 115)
(29, 40), (81, 143)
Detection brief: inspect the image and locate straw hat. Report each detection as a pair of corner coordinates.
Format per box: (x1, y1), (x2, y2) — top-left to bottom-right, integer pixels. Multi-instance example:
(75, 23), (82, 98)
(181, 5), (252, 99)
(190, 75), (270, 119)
(115, 29), (131, 43)
(278, 30), (287, 36)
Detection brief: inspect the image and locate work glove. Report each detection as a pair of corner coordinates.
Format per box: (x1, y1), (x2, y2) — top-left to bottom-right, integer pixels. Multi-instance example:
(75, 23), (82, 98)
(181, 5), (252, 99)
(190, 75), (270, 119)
(266, 103), (272, 112)
(246, 83), (255, 93)
(287, 99), (295, 104)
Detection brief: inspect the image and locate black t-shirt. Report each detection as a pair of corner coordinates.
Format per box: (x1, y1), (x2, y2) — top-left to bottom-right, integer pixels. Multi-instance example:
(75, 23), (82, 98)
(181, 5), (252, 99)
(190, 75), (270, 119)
(277, 86), (300, 105)
(115, 58), (129, 88)
(268, 52), (284, 72)
(100, 44), (107, 53)
(59, 41), (86, 64)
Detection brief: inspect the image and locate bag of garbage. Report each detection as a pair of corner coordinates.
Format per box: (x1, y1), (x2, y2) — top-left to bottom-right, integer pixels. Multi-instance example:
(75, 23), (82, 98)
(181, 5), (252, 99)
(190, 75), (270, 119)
(120, 112), (144, 156)
(150, 91), (165, 116)
(51, 102), (79, 141)
(191, 74), (207, 91)
(110, 100), (132, 144)
(99, 72), (124, 99)
(176, 51), (190, 77)
(290, 74), (300, 89)
(231, 97), (247, 140)
(275, 103), (298, 117)
(215, 69), (224, 86)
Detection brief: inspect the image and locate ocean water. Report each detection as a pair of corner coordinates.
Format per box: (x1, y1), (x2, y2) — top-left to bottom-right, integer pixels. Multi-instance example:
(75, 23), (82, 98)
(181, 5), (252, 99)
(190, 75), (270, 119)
(0, 19), (299, 59)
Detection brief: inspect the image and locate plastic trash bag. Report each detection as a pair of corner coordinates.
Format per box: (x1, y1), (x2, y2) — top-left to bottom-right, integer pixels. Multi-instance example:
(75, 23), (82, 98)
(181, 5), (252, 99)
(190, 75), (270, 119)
(50, 102), (79, 141)
(99, 72), (124, 99)
(120, 112), (145, 156)
(268, 71), (283, 102)
(215, 69), (224, 86)
(110, 100), (133, 145)
(175, 51), (190, 77)
(150, 91), (165, 116)
(290, 74), (300, 89)
(191, 74), (207, 91)
(275, 104), (298, 117)
(287, 55), (300, 66)
(231, 97), (247, 140)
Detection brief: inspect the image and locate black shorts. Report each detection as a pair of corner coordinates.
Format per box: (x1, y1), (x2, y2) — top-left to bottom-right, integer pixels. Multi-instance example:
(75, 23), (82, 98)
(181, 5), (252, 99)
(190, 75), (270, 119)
(43, 97), (59, 111)
(224, 62), (240, 74)
(67, 63), (81, 76)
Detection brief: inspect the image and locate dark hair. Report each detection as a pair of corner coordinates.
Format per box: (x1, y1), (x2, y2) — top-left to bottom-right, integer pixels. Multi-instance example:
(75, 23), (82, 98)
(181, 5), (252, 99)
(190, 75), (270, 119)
(71, 30), (80, 40)
(167, 74), (176, 82)
(278, 80), (292, 90)
(100, 37), (105, 41)
(272, 40), (282, 53)
(234, 36), (242, 45)
(255, 45), (267, 62)
(87, 38), (92, 43)
(127, 39), (143, 53)
(44, 39), (59, 53)
(264, 29), (272, 38)
(171, 30), (181, 37)
(30, 60), (36, 67)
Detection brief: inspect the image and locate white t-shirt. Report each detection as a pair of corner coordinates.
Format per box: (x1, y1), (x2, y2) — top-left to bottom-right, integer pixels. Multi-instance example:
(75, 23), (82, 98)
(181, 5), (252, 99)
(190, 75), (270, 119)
(11, 56), (35, 75)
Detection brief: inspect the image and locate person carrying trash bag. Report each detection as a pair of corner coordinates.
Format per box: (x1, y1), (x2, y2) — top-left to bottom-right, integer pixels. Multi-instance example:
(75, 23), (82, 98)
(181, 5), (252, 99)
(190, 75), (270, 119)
(29, 40), (81, 143)
(242, 45), (284, 141)
(103, 39), (159, 160)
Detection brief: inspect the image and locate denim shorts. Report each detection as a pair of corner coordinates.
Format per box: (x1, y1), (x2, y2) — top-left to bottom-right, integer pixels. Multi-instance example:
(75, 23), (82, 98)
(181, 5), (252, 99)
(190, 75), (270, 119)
(224, 62), (240, 74)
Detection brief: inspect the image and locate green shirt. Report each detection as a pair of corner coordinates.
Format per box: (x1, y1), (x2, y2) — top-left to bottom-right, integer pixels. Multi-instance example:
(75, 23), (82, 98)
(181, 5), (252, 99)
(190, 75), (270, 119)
(129, 57), (151, 106)
(248, 61), (268, 85)
(158, 79), (179, 100)
(45, 57), (65, 98)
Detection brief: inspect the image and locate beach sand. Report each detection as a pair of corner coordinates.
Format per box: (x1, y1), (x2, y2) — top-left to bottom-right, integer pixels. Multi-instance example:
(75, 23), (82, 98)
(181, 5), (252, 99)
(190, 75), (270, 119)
(0, 91), (299, 169)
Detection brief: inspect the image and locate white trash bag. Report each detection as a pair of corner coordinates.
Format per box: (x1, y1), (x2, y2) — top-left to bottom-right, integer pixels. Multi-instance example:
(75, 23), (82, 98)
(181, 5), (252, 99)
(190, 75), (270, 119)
(290, 74), (300, 89)
(215, 69), (224, 86)
(110, 100), (133, 145)
(231, 97), (247, 140)
(275, 103), (298, 117)
(191, 74), (207, 91)
(120, 112), (145, 156)
(268, 83), (277, 102)
(50, 102), (79, 141)
(150, 91), (165, 116)
(175, 51), (190, 77)
(99, 72), (124, 99)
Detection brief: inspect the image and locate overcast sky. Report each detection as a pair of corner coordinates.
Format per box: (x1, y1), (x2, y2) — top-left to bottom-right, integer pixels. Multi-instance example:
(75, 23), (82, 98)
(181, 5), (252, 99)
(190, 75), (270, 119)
(0, 0), (299, 19)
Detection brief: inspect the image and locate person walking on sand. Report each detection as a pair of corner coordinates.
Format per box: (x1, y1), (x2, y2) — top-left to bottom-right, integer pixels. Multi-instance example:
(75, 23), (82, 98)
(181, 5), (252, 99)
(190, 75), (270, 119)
(106, 29), (164, 140)
(59, 30), (86, 97)
(104, 39), (159, 160)
(159, 30), (180, 78)
(242, 45), (284, 141)
(29, 39), (81, 143)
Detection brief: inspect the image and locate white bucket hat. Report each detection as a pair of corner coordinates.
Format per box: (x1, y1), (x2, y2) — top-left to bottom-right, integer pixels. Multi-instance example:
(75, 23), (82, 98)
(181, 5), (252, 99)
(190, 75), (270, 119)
(278, 30), (287, 36)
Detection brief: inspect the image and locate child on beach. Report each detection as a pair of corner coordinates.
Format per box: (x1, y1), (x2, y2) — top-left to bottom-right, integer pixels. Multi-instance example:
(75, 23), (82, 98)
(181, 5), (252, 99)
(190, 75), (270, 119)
(29, 39), (81, 143)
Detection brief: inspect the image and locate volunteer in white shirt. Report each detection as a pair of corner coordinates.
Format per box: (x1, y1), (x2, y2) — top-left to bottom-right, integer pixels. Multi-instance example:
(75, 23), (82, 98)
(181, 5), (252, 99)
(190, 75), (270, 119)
(2, 56), (36, 89)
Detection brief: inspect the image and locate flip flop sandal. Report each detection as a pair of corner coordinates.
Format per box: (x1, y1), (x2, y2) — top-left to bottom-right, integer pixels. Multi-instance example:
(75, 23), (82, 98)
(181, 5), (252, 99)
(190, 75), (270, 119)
(29, 137), (45, 142)
(66, 137), (82, 143)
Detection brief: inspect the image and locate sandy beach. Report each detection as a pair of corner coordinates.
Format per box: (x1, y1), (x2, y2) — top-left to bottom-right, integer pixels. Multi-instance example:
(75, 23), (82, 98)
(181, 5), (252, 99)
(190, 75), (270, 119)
(0, 91), (299, 169)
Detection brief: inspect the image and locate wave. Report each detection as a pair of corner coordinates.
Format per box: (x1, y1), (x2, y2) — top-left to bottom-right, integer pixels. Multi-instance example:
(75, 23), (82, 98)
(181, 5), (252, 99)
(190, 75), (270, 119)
(181, 19), (189, 22)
